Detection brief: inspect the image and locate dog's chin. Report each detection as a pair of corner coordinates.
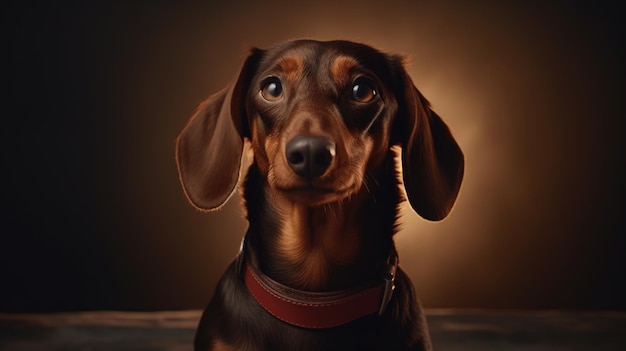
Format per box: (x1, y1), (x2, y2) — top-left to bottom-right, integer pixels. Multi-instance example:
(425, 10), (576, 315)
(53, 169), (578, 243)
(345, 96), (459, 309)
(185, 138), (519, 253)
(276, 183), (357, 206)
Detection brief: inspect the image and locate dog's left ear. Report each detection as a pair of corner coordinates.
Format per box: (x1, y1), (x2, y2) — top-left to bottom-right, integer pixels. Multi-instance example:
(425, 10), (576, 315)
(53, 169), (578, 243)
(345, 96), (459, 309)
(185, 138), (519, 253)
(392, 64), (464, 221)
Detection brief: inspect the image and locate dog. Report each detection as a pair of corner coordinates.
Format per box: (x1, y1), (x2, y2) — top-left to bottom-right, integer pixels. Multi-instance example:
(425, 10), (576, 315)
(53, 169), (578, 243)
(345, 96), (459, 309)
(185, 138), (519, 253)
(175, 39), (464, 351)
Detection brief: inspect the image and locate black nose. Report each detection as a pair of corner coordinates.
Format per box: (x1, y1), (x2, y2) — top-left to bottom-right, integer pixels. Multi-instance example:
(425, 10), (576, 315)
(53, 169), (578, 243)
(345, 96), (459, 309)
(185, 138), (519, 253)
(285, 136), (336, 179)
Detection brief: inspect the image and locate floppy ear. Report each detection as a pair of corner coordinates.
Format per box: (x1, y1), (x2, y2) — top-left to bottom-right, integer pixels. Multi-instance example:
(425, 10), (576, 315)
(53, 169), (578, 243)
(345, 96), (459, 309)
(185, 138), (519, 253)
(393, 68), (464, 221)
(175, 50), (262, 211)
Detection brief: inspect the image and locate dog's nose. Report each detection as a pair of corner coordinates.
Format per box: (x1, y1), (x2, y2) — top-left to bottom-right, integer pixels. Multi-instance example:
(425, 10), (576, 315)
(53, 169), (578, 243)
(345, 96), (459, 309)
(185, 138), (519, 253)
(286, 136), (336, 179)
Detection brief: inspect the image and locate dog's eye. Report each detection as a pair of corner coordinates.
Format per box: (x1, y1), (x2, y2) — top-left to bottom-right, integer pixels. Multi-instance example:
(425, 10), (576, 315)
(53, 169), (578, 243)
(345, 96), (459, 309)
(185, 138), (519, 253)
(260, 78), (283, 101)
(351, 79), (377, 103)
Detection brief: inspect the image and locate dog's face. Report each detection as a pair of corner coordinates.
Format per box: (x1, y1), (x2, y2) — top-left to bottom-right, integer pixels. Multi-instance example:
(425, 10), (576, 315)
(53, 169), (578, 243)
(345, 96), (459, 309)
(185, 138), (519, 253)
(245, 41), (400, 206)
(176, 40), (464, 221)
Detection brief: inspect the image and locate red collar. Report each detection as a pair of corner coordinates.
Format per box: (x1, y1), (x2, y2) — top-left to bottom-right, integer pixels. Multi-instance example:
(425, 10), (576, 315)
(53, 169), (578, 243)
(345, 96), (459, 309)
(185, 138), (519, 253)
(242, 251), (398, 329)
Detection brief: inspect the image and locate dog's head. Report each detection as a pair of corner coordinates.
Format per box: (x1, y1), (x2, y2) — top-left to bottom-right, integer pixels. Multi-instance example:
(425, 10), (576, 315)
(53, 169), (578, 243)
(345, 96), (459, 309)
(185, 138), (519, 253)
(176, 40), (464, 221)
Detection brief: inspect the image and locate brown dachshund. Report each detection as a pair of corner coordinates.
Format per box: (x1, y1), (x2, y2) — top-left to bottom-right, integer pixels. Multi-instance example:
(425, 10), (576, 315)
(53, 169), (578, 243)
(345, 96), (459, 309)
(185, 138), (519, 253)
(176, 39), (464, 351)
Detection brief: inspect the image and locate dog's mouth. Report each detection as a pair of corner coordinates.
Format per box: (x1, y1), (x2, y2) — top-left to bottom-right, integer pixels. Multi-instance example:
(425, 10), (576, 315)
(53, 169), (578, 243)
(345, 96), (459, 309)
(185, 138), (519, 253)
(276, 183), (357, 204)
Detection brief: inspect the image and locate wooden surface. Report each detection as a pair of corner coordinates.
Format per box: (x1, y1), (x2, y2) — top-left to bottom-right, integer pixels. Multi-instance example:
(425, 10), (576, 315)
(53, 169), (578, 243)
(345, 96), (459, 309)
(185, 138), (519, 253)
(1, 310), (625, 350)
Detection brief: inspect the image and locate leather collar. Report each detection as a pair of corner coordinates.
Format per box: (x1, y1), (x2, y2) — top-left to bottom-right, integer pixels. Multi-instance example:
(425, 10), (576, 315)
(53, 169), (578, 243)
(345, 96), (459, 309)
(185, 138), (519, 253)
(238, 238), (398, 329)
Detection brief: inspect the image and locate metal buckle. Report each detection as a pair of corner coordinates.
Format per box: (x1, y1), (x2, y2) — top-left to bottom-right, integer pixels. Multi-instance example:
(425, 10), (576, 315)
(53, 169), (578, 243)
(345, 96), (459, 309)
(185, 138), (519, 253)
(378, 251), (398, 315)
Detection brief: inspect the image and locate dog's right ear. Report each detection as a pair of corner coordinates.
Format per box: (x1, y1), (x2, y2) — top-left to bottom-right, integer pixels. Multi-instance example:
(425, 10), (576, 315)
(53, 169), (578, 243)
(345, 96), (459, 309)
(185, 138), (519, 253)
(175, 49), (263, 211)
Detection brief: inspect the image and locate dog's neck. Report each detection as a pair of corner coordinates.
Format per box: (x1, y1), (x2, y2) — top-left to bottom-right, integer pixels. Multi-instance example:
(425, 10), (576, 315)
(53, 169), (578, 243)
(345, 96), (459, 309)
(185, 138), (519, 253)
(243, 151), (401, 292)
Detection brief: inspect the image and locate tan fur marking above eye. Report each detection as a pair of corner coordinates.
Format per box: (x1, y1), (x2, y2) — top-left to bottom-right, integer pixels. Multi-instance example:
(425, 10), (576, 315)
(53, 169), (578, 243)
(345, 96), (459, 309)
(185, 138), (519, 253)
(330, 56), (359, 86)
(278, 56), (304, 82)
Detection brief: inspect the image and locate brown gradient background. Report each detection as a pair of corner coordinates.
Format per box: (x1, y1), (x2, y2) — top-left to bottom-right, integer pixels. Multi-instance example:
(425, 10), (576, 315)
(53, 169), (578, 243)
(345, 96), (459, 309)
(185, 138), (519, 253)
(4, 1), (624, 312)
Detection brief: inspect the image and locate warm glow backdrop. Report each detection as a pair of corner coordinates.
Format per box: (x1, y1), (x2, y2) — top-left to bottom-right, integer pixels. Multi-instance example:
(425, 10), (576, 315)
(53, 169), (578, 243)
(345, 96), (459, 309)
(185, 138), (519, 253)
(4, 1), (624, 312)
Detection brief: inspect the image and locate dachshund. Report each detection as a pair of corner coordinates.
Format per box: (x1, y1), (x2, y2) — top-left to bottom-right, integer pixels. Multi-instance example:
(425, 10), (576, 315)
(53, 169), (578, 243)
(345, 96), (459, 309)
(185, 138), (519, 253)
(175, 39), (464, 351)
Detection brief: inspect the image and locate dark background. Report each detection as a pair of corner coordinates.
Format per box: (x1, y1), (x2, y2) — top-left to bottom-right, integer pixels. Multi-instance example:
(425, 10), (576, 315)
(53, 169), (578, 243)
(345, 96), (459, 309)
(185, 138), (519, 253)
(3, 1), (624, 312)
